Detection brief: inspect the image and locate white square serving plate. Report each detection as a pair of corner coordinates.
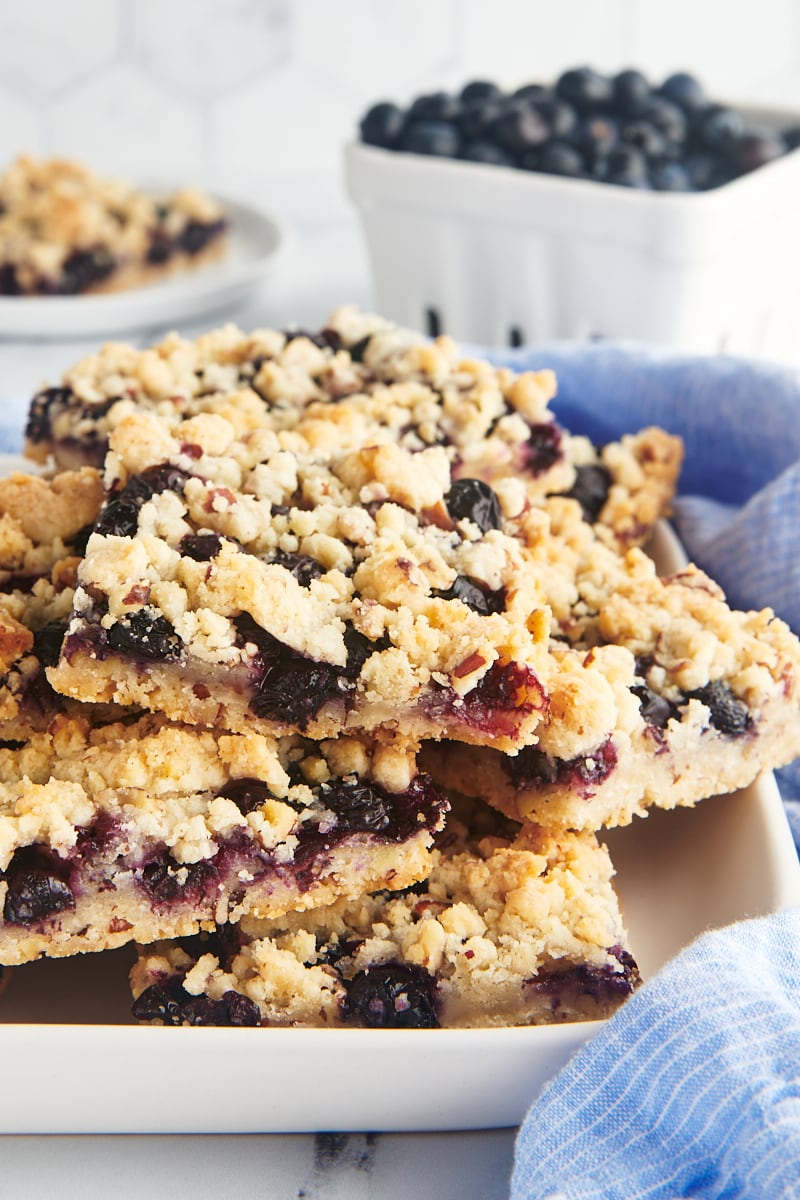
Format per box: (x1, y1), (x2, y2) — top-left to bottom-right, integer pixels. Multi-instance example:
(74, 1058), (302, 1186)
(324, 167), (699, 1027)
(0, 524), (798, 1134)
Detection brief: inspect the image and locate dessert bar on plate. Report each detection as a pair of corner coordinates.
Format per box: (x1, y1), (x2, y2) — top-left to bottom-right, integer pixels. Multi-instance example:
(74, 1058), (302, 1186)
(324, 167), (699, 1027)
(0, 154), (227, 298)
(23, 307), (681, 555)
(424, 519), (800, 829)
(129, 803), (639, 1029)
(48, 409), (593, 752)
(0, 714), (446, 965)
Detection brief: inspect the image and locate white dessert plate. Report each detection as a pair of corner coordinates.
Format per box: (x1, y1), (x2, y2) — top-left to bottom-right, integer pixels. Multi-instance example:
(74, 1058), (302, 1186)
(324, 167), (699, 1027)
(0, 193), (284, 340)
(0, 523), (798, 1134)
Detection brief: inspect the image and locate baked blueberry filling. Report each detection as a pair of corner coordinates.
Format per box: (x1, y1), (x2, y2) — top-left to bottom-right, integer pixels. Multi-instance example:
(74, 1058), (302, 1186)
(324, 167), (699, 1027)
(523, 422), (564, 475)
(146, 217), (227, 265)
(686, 681), (751, 735)
(525, 945), (639, 1003)
(1, 846), (75, 925)
(94, 463), (192, 538)
(444, 478), (502, 532)
(506, 737), (618, 796)
(131, 977), (261, 1026)
(434, 574), (506, 615)
(564, 463), (612, 523)
(429, 660), (547, 738)
(343, 962), (440, 1028)
(107, 609), (183, 662)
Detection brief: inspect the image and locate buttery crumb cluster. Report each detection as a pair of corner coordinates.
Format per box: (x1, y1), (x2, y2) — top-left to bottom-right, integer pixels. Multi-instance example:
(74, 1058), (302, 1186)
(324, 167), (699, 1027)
(0, 154), (227, 297)
(1, 307), (799, 1030)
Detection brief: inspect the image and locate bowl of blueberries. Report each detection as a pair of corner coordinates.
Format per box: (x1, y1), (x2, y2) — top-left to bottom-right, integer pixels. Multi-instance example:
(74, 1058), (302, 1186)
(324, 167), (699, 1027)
(345, 66), (800, 359)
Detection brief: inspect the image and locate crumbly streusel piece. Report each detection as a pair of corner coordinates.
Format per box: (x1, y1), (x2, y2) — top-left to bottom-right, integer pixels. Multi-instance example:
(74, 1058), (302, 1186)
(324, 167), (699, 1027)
(47, 409), (617, 753)
(422, 528), (800, 829)
(23, 306), (681, 554)
(129, 807), (639, 1029)
(0, 154), (227, 298)
(0, 468), (113, 737)
(0, 714), (446, 966)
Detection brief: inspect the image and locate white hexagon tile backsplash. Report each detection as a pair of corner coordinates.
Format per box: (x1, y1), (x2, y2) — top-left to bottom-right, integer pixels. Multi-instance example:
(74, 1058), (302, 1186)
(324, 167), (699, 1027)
(1, 0), (800, 231)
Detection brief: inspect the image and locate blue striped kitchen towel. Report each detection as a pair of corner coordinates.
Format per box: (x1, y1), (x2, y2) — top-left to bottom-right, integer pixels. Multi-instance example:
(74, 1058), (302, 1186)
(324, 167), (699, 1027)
(478, 342), (800, 1200)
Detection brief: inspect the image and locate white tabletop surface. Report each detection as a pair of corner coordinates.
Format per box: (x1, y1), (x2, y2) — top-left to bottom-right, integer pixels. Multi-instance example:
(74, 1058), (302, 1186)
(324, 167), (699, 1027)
(0, 218), (522, 1199)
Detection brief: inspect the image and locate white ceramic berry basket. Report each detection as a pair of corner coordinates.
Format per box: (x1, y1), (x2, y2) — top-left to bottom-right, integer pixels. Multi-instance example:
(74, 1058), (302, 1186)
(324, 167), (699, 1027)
(344, 105), (800, 361)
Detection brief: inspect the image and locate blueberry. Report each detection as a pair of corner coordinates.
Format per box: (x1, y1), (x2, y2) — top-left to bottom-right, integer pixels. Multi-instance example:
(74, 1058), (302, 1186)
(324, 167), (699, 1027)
(641, 96), (688, 146)
(24, 386), (76, 445)
(322, 778), (392, 835)
(528, 95), (579, 140)
(612, 69), (652, 117)
(95, 464), (190, 538)
(131, 980), (260, 1026)
(435, 574), (505, 615)
(344, 963), (439, 1028)
(686, 681), (750, 736)
(732, 128), (787, 174)
(659, 72), (707, 113)
(574, 114), (620, 163)
(459, 80), (502, 104)
(621, 119), (668, 159)
(555, 66), (614, 113)
(405, 91), (460, 124)
(698, 105), (746, 154)
(457, 98), (504, 141)
(399, 119), (461, 158)
(179, 219), (225, 257)
(596, 144), (649, 188)
(107, 609), (183, 662)
(783, 125), (800, 151)
(631, 684), (679, 727)
(179, 533), (227, 561)
(58, 247), (115, 294)
(685, 152), (718, 190)
(2, 848), (74, 924)
(536, 140), (586, 178)
(461, 140), (516, 167)
(218, 778), (277, 815)
(271, 549), (325, 587)
(510, 83), (549, 104)
(32, 621), (67, 668)
(139, 853), (217, 905)
(649, 160), (693, 191)
(359, 101), (406, 149)
(236, 615), (347, 727)
(564, 463), (612, 522)
(490, 104), (550, 154)
(0, 264), (20, 295)
(445, 478), (502, 532)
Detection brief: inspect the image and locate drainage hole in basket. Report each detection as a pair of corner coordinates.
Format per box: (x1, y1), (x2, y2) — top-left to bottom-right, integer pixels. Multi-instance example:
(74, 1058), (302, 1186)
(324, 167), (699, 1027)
(425, 307), (442, 338)
(508, 326), (525, 348)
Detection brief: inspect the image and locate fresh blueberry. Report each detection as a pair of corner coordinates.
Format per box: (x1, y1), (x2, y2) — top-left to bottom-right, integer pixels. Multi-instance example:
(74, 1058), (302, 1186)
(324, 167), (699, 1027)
(685, 152), (718, 190)
(612, 69), (652, 117)
(659, 71), (707, 113)
(732, 128), (787, 174)
(461, 139), (516, 167)
(595, 144), (650, 188)
(457, 97), (504, 141)
(574, 114), (620, 163)
(528, 95), (579, 139)
(359, 101), (406, 149)
(460, 80), (503, 104)
(399, 119), (461, 158)
(405, 92), (461, 124)
(641, 96), (688, 146)
(649, 160), (693, 191)
(698, 105), (747, 154)
(510, 82), (549, 104)
(445, 478), (502, 532)
(536, 140), (586, 178)
(783, 125), (800, 150)
(555, 66), (614, 113)
(490, 104), (550, 154)
(621, 119), (668, 158)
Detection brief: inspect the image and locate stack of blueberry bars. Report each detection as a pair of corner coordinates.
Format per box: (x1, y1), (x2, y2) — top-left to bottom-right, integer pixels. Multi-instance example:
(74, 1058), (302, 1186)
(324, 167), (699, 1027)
(0, 307), (799, 1030)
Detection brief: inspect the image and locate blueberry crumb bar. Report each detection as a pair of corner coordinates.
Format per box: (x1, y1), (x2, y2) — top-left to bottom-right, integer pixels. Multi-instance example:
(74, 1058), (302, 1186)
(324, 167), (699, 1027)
(0, 154), (227, 298)
(129, 805), (639, 1029)
(23, 306), (682, 558)
(0, 716), (446, 965)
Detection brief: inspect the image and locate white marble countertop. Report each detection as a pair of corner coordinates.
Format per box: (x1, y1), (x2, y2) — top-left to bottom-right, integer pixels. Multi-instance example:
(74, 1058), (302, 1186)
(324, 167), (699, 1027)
(0, 220), (522, 1198)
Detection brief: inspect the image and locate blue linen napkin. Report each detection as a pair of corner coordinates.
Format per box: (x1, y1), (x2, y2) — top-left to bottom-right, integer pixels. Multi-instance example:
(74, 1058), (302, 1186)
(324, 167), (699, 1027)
(477, 342), (800, 1200)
